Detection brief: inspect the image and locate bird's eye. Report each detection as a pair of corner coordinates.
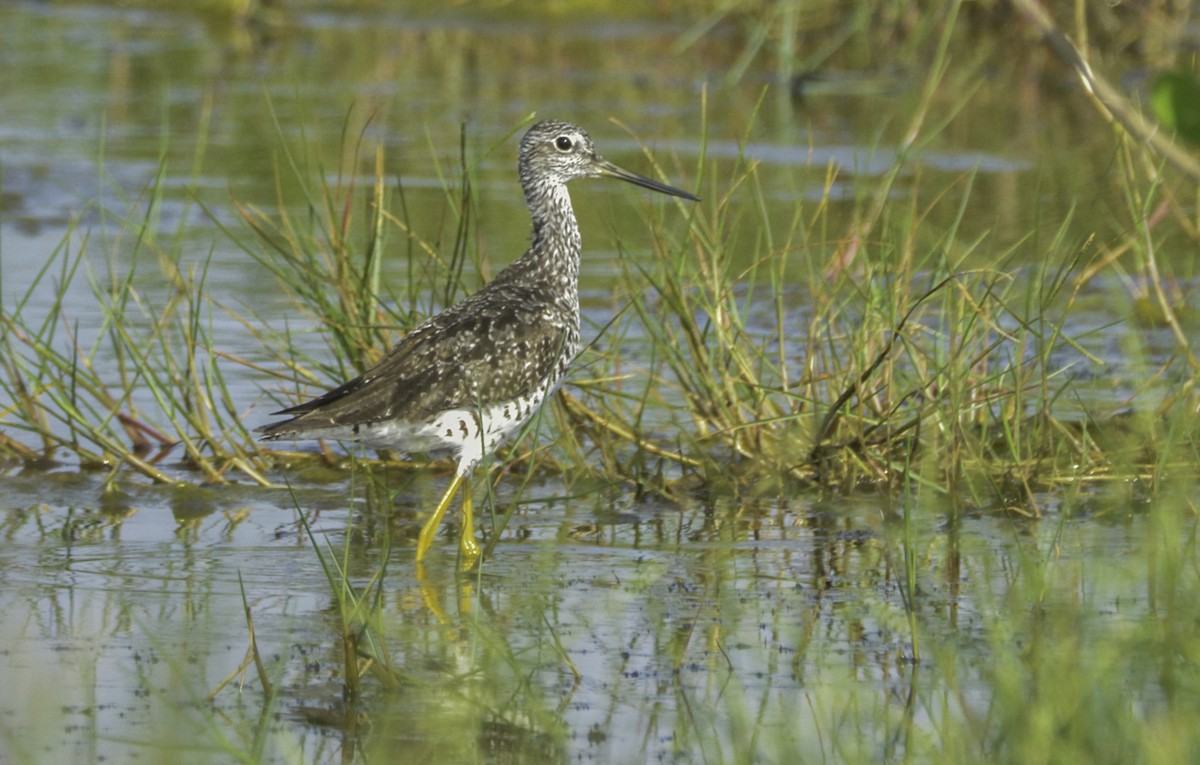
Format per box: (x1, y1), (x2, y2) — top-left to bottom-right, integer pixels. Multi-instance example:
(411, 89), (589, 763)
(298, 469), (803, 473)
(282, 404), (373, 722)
(554, 135), (573, 152)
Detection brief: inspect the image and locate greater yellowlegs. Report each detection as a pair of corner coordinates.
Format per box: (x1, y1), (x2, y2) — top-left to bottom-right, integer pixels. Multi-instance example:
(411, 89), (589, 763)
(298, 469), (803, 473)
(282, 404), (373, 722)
(258, 119), (698, 568)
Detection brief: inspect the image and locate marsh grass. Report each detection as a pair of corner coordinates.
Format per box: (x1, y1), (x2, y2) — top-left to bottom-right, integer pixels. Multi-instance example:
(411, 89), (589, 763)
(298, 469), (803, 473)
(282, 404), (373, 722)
(561, 144), (1196, 515)
(2, 76), (1198, 511)
(0, 239), (276, 484)
(3, 0), (1198, 508)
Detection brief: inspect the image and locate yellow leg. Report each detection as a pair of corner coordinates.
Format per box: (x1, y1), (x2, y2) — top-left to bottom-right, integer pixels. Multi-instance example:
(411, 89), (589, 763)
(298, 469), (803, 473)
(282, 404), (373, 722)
(458, 488), (482, 571)
(416, 473), (465, 562)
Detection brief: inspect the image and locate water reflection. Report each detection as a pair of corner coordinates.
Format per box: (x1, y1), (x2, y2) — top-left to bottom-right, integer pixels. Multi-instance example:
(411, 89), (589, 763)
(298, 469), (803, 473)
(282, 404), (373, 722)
(0, 452), (1186, 763)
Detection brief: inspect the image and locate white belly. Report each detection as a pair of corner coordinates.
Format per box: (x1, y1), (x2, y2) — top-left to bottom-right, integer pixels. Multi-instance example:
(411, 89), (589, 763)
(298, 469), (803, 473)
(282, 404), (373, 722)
(336, 378), (558, 474)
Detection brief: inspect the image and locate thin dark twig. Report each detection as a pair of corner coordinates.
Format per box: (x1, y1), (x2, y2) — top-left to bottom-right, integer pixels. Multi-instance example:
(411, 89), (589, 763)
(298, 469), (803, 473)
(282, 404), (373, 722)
(807, 275), (955, 466)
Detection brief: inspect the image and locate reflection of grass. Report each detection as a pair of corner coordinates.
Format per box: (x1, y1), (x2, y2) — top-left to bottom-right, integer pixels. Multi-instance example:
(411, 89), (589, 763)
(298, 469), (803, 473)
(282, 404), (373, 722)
(4, 488), (1200, 763)
(296, 473), (405, 699)
(206, 489), (1200, 764)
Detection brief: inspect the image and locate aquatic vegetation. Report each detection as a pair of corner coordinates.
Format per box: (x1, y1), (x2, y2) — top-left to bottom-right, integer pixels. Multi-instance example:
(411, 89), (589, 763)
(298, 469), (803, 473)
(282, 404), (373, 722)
(3, 1), (1200, 764)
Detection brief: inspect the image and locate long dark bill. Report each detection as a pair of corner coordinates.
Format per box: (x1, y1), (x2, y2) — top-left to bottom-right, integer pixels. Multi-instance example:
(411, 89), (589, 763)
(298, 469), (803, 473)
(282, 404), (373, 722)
(596, 157), (700, 202)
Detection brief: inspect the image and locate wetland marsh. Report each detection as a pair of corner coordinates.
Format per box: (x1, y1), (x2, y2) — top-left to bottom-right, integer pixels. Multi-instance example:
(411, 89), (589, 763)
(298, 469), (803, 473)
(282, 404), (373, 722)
(2, 2), (1200, 763)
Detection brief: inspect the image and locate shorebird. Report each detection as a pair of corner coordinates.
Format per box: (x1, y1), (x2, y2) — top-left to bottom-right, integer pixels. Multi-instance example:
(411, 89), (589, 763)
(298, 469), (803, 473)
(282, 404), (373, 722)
(258, 119), (698, 568)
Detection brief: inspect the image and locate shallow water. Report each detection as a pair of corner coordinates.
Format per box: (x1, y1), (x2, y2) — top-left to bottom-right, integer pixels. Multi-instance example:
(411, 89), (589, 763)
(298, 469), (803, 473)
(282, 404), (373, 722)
(2, 2), (1199, 763)
(0, 462), (1176, 763)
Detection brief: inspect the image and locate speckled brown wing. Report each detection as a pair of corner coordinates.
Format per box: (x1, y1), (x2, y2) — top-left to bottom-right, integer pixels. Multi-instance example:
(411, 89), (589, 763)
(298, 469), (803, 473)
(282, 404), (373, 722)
(258, 289), (573, 437)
